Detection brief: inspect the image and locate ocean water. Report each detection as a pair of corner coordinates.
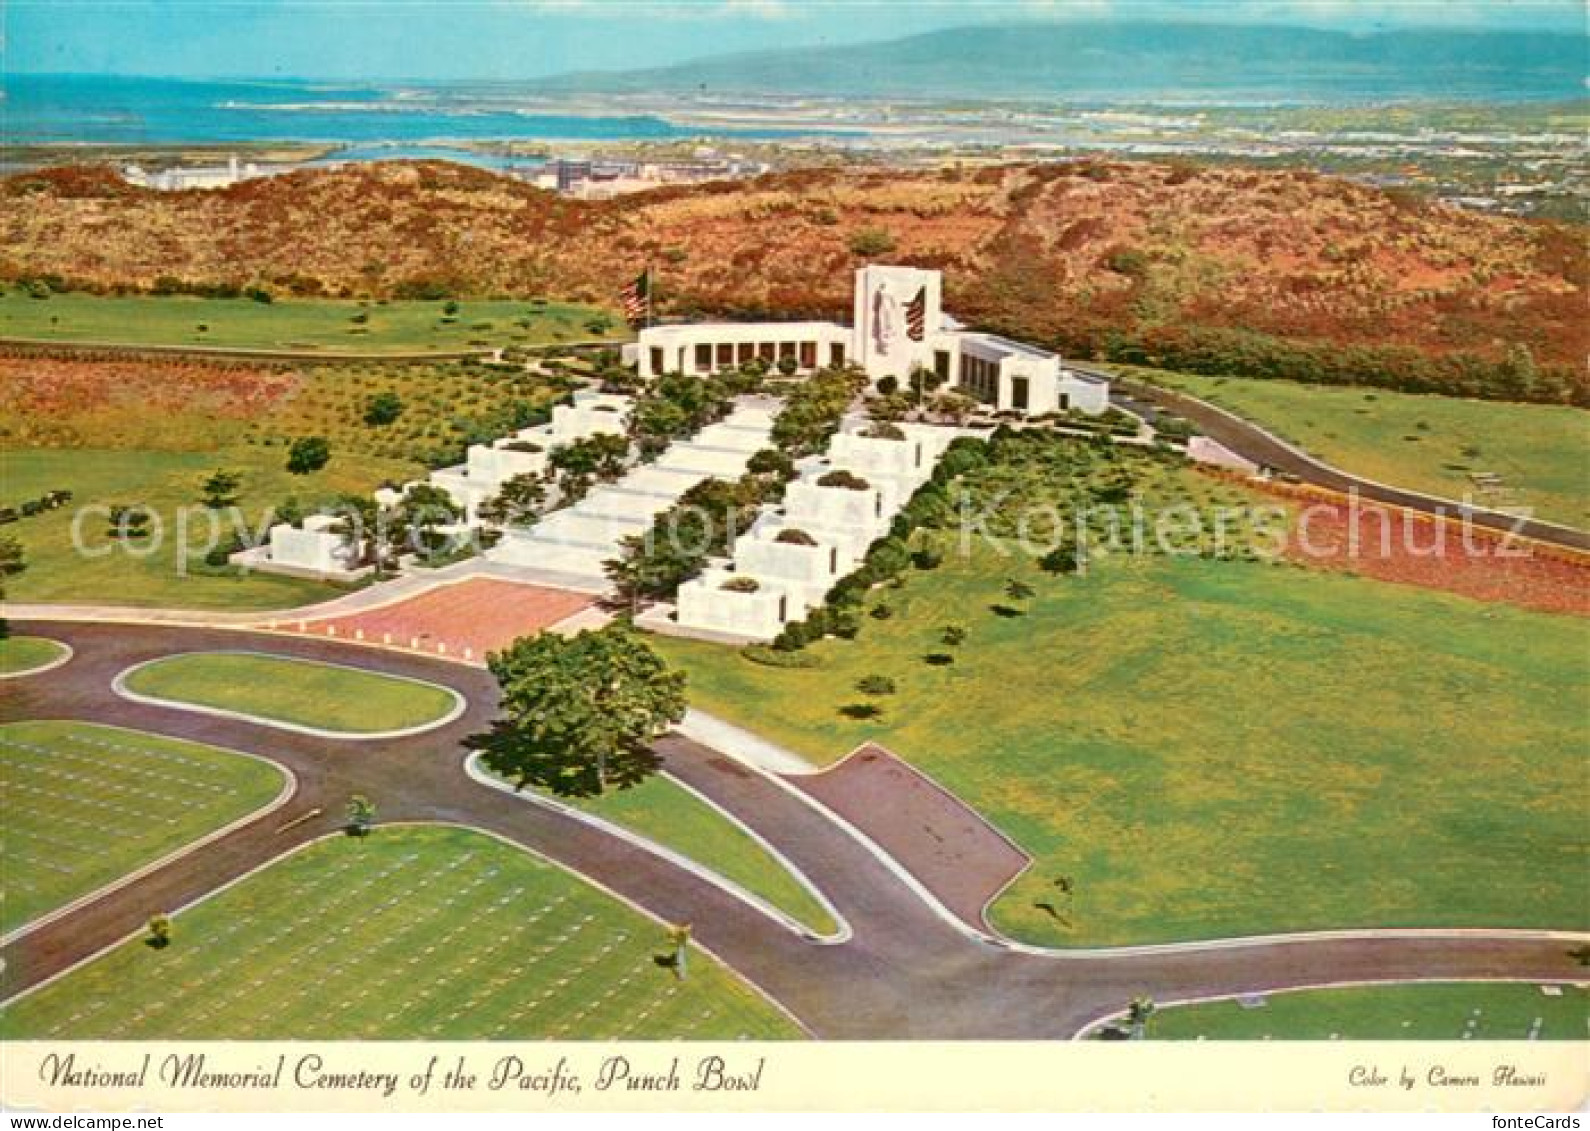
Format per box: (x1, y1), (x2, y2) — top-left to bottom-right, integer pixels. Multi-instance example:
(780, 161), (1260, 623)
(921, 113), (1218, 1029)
(0, 74), (831, 147)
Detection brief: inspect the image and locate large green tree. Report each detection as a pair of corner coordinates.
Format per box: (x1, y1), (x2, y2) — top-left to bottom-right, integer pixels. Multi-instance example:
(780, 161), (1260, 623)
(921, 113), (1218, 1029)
(472, 626), (687, 798)
(391, 484), (463, 559)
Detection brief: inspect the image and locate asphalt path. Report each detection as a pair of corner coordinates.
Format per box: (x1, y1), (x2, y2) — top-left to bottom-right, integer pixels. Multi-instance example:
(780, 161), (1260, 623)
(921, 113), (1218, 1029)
(3, 621), (1583, 1038)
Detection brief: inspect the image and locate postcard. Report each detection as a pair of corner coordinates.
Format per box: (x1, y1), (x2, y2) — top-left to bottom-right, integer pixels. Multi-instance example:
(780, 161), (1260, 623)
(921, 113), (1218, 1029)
(0, 0), (1585, 1116)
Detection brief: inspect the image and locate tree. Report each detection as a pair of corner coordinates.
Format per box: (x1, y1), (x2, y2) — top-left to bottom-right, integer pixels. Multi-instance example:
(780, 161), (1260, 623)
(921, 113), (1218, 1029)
(391, 484), (463, 559)
(0, 535), (25, 640)
(550, 433), (629, 488)
(346, 794), (375, 837)
(1127, 996), (1157, 1041)
(849, 227), (896, 257)
(930, 391), (978, 425)
(470, 625), (686, 798)
(363, 390), (404, 426)
(940, 625), (967, 648)
(666, 922), (692, 981)
(857, 674), (896, 696)
(1005, 578), (1036, 603)
(146, 914), (172, 949)
(324, 492), (379, 568)
(198, 468), (243, 509)
(286, 436), (331, 474)
(477, 472), (547, 528)
(604, 533), (701, 614)
(630, 397), (690, 456)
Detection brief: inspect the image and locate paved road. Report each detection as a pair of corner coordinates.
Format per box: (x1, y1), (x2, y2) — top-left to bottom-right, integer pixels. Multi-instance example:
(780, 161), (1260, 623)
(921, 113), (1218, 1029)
(1096, 373), (1590, 553)
(4, 621), (1584, 1038)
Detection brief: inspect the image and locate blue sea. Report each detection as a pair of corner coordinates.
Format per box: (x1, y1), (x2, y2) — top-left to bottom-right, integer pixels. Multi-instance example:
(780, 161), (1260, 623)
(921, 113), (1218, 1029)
(0, 74), (829, 151)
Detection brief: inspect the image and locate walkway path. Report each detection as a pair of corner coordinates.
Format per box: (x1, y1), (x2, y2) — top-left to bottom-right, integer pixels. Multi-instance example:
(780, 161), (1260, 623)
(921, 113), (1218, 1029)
(3, 620), (1583, 1038)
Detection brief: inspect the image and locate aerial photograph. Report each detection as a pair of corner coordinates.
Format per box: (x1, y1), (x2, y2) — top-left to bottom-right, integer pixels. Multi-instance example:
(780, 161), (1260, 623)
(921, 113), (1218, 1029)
(0, 0), (1585, 1116)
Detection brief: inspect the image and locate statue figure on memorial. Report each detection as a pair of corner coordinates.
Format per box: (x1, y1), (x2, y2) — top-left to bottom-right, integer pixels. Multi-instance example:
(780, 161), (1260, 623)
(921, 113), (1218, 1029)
(871, 282), (902, 357)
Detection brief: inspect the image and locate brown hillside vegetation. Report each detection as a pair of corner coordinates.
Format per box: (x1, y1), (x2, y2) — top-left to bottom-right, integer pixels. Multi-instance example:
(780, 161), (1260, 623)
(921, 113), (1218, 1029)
(3, 160), (1584, 402)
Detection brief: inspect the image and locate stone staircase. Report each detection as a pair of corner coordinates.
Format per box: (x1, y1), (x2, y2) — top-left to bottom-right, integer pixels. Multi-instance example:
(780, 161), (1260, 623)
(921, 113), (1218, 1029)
(486, 400), (777, 590)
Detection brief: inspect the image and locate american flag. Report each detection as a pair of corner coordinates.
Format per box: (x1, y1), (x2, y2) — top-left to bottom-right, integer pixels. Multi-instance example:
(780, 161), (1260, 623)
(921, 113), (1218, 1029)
(905, 285), (927, 341)
(620, 269), (651, 327)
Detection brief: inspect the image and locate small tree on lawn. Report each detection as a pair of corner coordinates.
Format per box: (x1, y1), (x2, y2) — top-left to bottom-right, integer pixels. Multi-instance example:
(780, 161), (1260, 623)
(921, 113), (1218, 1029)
(363, 390), (404, 426)
(286, 436), (332, 475)
(1127, 996), (1156, 1041)
(146, 913), (172, 949)
(666, 922), (692, 981)
(1040, 538), (1083, 576)
(346, 794), (376, 837)
(0, 535), (25, 640)
(940, 625), (966, 648)
(1005, 578), (1036, 604)
(470, 625), (686, 798)
(199, 468), (243, 509)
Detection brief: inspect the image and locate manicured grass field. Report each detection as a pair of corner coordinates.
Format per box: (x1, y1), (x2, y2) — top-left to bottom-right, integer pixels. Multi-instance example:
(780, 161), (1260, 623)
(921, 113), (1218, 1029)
(122, 652), (461, 735)
(515, 773), (837, 936)
(1135, 368), (1590, 530)
(0, 721), (286, 934)
(651, 553), (1588, 947)
(0, 291), (628, 354)
(0, 825), (801, 1039)
(0, 636), (69, 676)
(1138, 982), (1590, 1041)
(0, 448), (413, 609)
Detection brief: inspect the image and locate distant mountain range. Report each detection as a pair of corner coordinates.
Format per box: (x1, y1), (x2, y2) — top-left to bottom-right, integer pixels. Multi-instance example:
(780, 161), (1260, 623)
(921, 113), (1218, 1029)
(532, 21), (1587, 103)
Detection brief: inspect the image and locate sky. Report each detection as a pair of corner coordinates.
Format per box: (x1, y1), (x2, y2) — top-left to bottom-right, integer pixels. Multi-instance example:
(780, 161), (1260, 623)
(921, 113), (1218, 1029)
(5, 0), (1585, 81)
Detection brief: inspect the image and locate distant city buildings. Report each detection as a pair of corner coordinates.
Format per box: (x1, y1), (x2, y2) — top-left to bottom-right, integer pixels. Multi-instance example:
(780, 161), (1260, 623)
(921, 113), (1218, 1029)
(526, 153), (769, 198)
(121, 155), (286, 191)
(119, 149), (768, 197)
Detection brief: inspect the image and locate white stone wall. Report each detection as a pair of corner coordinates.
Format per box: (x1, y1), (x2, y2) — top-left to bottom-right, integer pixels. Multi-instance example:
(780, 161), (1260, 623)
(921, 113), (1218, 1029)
(635, 322), (851, 380)
(784, 478), (888, 534)
(827, 430), (931, 484)
(267, 520), (355, 574)
(1060, 372), (1111, 415)
(551, 393), (631, 441)
(674, 568), (796, 642)
(467, 442), (548, 484)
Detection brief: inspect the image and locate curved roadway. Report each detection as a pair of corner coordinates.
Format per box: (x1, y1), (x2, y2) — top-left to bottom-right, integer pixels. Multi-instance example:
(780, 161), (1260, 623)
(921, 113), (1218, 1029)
(3, 621), (1583, 1038)
(1100, 373), (1589, 553)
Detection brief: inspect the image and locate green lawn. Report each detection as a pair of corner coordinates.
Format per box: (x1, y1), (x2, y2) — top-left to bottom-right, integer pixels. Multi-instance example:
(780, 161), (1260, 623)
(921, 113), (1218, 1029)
(0, 825), (801, 1039)
(1133, 367), (1590, 530)
(0, 447), (413, 609)
(0, 291), (629, 354)
(122, 652), (461, 735)
(0, 721), (286, 935)
(651, 553), (1588, 947)
(0, 636), (69, 676)
(1138, 982), (1590, 1041)
(510, 773), (837, 937)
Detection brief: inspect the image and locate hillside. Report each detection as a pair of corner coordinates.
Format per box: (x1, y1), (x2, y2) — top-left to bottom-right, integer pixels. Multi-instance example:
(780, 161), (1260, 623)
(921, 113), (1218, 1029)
(534, 22), (1586, 102)
(3, 159), (1584, 403)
